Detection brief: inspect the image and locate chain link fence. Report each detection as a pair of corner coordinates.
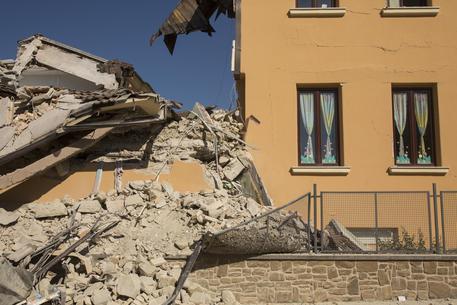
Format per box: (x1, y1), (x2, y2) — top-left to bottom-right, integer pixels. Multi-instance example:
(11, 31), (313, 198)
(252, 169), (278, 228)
(319, 191), (434, 254)
(440, 191), (457, 253)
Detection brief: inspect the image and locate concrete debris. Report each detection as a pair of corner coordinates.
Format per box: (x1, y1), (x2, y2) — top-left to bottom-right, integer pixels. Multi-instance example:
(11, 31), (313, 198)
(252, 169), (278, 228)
(116, 274), (141, 299)
(0, 34), (172, 191)
(0, 259), (33, 305)
(0, 208), (19, 226)
(29, 200), (68, 219)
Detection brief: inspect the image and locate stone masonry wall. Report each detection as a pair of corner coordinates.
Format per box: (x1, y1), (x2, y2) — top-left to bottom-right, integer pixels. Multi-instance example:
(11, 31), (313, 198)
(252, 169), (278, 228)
(169, 256), (457, 304)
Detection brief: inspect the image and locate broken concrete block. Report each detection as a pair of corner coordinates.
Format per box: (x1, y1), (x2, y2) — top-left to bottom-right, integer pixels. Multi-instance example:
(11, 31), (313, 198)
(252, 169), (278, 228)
(0, 97), (13, 127)
(125, 194), (143, 207)
(140, 276), (157, 294)
(156, 272), (176, 289)
(105, 200), (124, 213)
(28, 108), (70, 141)
(129, 180), (146, 191)
(0, 208), (19, 226)
(91, 288), (111, 305)
(0, 126), (14, 151)
(116, 274), (141, 299)
(29, 201), (67, 219)
(219, 156), (230, 166)
(245, 198), (260, 217)
(138, 261), (156, 277)
(174, 239), (188, 250)
(78, 200), (102, 214)
(150, 256), (167, 267)
(223, 158), (246, 181)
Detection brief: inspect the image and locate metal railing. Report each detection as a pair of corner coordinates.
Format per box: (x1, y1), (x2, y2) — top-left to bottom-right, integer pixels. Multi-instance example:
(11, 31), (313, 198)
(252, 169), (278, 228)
(302, 183), (456, 254)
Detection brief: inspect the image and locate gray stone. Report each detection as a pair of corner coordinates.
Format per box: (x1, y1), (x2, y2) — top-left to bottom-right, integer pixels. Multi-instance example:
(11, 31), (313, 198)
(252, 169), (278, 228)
(424, 261), (437, 274)
(116, 274), (141, 299)
(30, 201), (67, 218)
(376, 286), (393, 301)
(378, 269), (390, 286)
(106, 200), (124, 213)
(245, 198), (260, 216)
(190, 291), (211, 305)
(78, 200), (102, 214)
(347, 276), (359, 295)
(0, 208), (19, 226)
(356, 261), (378, 272)
(429, 281), (451, 299)
(125, 194), (143, 207)
(91, 288), (111, 305)
(221, 290), (238, 305)
(223, 158), (246, 181)
(391, 277), (407, 291)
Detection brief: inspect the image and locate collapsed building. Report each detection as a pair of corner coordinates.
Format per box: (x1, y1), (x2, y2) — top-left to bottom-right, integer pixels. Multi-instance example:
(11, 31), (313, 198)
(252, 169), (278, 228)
(0, 35), (368, 305)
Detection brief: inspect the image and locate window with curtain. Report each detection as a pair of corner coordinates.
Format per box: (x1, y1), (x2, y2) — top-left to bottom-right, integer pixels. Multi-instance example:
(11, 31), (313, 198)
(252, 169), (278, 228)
(297, 0), (336, 8)
(298, 89), (340, 166)
(388, 0), (429, 7)
(392, 88), (436, 166)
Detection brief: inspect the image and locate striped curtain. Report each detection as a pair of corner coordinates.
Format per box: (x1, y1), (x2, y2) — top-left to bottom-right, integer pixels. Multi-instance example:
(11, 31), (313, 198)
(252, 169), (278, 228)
(300, 93), (315, 163)
(320, 92), (335, 163)
(393, 93), (408, 162)
(414, 93), (429, 160)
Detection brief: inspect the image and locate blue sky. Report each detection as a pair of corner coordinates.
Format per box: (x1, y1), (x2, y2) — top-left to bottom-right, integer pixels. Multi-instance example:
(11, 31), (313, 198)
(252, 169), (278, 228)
(0, 1), (236, 109)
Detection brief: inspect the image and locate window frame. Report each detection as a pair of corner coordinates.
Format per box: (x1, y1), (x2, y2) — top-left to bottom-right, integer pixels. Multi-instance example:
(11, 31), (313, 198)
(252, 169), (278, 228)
(296, 0), (337, 8)
(391, 87), (436, 167)
(297, 88), (341, 167)
(399, 0), (429, 6)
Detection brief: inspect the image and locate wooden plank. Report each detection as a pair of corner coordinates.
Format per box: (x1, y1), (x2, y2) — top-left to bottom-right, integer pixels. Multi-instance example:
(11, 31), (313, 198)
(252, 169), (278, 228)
(0, 128), (112, 192)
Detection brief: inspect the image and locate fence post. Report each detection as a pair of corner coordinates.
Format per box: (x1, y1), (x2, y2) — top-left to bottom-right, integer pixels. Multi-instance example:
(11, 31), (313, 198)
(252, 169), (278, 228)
(374, 192), (379, 253)
(307, 193), (311, 253)
(313, 184), (318, 253)
(432, 183), (440, 254)
(440, 191), (446, 254)
(427, 191), (433, 252)
(320, 190), (324, 252)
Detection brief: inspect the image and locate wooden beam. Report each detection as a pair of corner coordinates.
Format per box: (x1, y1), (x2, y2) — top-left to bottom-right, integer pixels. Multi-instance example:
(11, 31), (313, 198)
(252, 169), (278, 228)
(0, 128), (113, 192)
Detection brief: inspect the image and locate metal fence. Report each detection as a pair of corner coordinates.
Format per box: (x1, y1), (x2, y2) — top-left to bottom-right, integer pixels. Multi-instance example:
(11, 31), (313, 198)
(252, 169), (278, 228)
(440, 191), (457, 253)
(293, 183), (457, 254)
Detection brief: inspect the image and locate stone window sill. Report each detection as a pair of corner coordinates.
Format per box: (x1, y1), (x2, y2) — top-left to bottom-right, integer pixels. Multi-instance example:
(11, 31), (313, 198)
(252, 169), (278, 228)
(288, 8), (346, 18)
(290, 166), (351, 176)
(388, 166), (449, 176)
(381, 7), (440, 17)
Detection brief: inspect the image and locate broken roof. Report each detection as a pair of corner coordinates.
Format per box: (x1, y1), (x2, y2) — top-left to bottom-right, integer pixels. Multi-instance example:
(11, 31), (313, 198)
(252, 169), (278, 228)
(0, 35), (172, 192)
(150, 0), (235, 54)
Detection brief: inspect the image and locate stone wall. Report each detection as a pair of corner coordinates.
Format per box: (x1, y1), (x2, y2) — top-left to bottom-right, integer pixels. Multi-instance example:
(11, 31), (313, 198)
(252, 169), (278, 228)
(168, 255), (457, 304)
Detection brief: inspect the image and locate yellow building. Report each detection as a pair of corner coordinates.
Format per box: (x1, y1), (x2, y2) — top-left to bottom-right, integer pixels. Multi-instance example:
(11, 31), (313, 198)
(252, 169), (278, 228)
(233, 0), (457, 249)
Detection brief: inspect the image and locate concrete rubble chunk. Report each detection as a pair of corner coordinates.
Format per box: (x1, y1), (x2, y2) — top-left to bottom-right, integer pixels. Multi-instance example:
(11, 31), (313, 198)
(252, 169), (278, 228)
(77, 200), (102, 214)
(223, 157), (246, 181)
(150, 256), (167, 267)
(0, 208), (20, 226)
(0, 126), (14, 151)
(105, 199), (125, 213)
(125, 194), (144, 207)
(245, 198), (260, 216)
(116, 274), (141, 299)
(29, 201), (67, 219)
(190, 291), (211, 305)
(91, 288), (112, 305)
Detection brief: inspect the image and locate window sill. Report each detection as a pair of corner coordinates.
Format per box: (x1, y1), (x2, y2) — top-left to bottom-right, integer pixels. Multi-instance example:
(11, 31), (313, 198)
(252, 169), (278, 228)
(288, 8), (346, 18)
(290, 166), (351, 176)
(388, 166), (449, 176)
(381, 7), (440, 17)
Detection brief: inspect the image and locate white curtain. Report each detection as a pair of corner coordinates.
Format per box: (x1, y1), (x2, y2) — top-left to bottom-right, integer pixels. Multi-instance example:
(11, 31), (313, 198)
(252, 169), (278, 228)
(300, 93), (314, 163)
(414, 93), (429, 159)
(320, 93), (336, 163)
(393, 93), (408, 161)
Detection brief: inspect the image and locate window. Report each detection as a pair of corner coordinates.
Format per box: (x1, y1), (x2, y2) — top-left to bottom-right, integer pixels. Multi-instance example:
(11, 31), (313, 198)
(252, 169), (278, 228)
(297, 0), (336, 8)
(392, 88), (436, 166)
(388, 0), (429, 7)
(298, 89), (340, 166)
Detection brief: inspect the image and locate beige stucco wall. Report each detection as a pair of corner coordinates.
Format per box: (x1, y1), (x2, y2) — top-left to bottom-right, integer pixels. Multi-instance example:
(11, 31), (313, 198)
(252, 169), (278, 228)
(240, 0), (457, 206)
